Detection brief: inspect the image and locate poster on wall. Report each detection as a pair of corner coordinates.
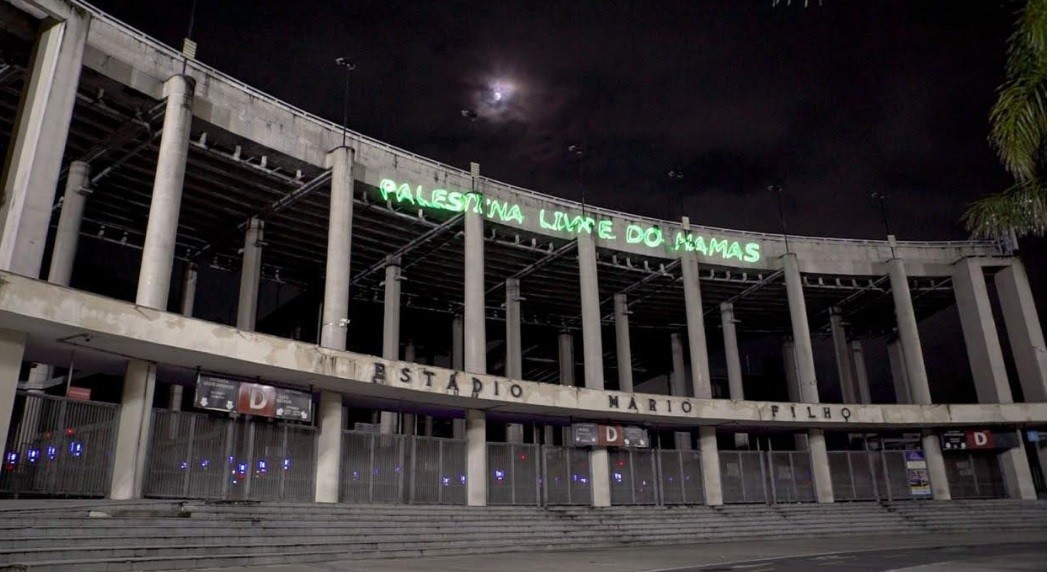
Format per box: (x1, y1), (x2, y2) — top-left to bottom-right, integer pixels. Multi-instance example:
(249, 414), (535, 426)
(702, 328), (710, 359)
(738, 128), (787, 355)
(194, 375), (238, 412)
(905, 450), (933, 498)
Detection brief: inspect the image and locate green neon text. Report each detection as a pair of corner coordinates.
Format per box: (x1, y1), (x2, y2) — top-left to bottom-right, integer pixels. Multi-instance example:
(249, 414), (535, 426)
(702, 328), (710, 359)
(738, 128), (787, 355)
(378, 178), (761, 263)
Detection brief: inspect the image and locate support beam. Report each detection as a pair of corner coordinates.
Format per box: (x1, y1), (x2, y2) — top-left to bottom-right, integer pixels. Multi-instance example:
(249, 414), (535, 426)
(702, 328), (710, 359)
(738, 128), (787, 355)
(466, 409), (487, 506)
(315, 145), (353, 500)
(888, 258), (932, 404)
(829, 307), (857, 403)
(613, 294), (633, 392)
(589, 448), (610, 507)
(236, 218), (263, 331)
(0, 11), (89, 277)
(558, 331), (575, 387)
(721, 303), (748, 448)
(782, 338), (806, 451)
(353, 213), (464, 287)
(577, 231), (603, 390)
(953, 258), (1037, 499)
(994, 261), (1047, 402)
(887, 337), (912, 404)
(505, 278), (524, 443)
(680, 224), (712, 399)
(315, 391), (343, 502)
(452, 315), (465, 439)
(110, 360), (156, 499)
(922, 431), (951, 500)
(670, 332), (687, 397)
(850, 340), (871, 404)
(490, 239), (577, 293)
(319, 146), (354, 351)
(47, 161), (89, 286)
(782, 253), (832, 501)
(136, 75), (195, 310)
(699, 426), (723, 506)
(379, 262), (401, 434)
(463, 164), (486, 375)
(180, 263), (198, 317)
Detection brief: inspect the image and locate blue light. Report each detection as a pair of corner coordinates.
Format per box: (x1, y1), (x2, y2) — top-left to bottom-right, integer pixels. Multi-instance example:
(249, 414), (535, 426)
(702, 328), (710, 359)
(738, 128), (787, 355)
(4, 452), (17, 464)
(68, 441), (83, 458)
(442, 477), (450, 486)
(179, 460), (189, 471)
(494, 469), (505, 481)
(257, 459), (268, 474)
(613, 472), (623, 483)
(200, 459), (210, 469)
(351, 471), (360, 480)
(27, 448), (40, 463)
(46, 445), (57, 460)
(228, 455), (234, 463)
(283, 458), (292, 471)
(460, 475), (467, 485)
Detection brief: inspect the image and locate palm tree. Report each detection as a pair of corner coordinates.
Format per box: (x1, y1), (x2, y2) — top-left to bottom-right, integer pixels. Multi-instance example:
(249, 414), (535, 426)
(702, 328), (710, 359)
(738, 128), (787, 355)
(962, 0), (1046, 239)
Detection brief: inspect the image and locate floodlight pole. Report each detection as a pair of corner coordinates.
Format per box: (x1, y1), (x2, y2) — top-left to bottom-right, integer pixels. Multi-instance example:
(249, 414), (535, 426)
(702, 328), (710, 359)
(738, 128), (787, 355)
(770, 185), (790, 254)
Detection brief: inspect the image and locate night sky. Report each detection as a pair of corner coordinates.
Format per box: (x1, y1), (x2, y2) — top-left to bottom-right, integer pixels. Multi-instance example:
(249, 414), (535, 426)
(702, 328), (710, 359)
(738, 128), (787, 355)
(91, 0), (1023, 242)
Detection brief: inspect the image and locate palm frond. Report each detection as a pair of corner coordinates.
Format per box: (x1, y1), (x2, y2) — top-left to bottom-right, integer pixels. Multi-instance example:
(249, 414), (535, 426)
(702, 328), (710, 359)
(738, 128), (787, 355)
(962, 178), (1046, 238)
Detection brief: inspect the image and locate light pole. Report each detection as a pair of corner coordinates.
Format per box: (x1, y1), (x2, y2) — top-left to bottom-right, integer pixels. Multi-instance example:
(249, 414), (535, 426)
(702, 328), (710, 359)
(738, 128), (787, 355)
(769, 185), (791, 254)
(668, 170), (684, 218)
(870, 191), (895, 257)
(568, 144), (585, 214)
(335, 57), (356, 148)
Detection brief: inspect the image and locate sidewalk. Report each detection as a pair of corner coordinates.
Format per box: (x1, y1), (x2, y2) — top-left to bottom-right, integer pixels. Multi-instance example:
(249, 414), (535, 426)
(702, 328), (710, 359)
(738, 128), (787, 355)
(224, 532), (1047, 572)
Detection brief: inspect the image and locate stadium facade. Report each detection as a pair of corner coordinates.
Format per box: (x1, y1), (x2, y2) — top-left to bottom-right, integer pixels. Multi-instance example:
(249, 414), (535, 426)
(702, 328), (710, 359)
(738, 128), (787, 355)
(0, 0), (1045, 508)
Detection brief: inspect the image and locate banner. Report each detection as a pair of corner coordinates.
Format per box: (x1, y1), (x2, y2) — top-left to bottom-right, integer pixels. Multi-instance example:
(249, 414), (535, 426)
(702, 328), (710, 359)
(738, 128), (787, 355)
(904, 450), (932, 498)
(194, 374), (312, 422)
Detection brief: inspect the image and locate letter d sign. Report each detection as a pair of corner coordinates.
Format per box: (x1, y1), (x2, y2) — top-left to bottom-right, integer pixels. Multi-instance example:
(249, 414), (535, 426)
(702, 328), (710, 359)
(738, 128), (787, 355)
(605, 426), (619, 443)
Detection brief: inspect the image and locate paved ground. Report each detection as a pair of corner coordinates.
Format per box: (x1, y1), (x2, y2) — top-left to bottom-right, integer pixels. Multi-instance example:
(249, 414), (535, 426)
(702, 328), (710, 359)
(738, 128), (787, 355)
(228, 532), (1046, 572)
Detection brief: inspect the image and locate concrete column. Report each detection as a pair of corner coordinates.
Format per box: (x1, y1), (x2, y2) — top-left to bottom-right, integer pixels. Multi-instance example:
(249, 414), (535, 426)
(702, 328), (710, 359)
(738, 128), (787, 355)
(994, 261), (1047, 402)
(721, 303), (748, 448)
(699, 426), (723, 506)
(180, 263), (198, 317)
(0, 330), (27, 458)
(402, 341), (416, 435)
(829, 307), (857, 403)
(782, 254), (831, 501)
(577, 231), (604, 390)
(466, 409), (487, 506)
(236, 218), (263, 331)
(379, 262), (401, 434)
(670, 332), (687, 397)
(782, 254), (819, 403)
(589, 448), (611, 507)
(613, 294), (633, 392)
(807, 429), (834, 503)
(505, 278), (524, 442)
(850, 340), (871, 404)
(558, 331), (575, 386)
(887, 337), (912, 404)
(168, 385), (183, 411)
(0, 11), (89, 278)
(680, 242), (712, 399)
(110, 360), (157, 499)
(47, 161), (90, 286)
(922, 431), (951, 500)
(452, 316), (465, 439)
(136, 75), (195, 310)
(887, 258), (932, 405)
(319, 146), (354, 351)
(315, 391), (343, 503)
(463, 164), (486, 376)
(315, 145), (353, 500)
(782, 338), (806, 450)
(953, 258), (1035, 499)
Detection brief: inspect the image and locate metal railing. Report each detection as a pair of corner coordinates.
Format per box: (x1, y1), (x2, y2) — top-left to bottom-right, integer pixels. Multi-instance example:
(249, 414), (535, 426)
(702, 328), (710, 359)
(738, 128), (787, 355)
(145, 409), (316, 501)
(1, 392), (119, 497)
(719, 450), (816, 504)
(609, 449), (659, 505)
(488, 443), (541, 506)
(828, 450), (915, 501)
(542, 446), (591, 505)
(656, 450), (705, 505)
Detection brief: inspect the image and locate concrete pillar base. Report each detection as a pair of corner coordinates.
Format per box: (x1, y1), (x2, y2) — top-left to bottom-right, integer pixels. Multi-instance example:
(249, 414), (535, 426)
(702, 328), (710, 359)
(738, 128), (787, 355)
(922, 431), (951, 500)
(315, 391), (343, 503)
(506, 423), (524, 444)
(589, 448), (611, 507)
(999, 436), (1038, 500)
(466, 410), (487, 506)
(110, 360), (157, 500)
(699, 426), (723, 506)
(0, 330), (27, 455)
(807, 428), (834, 503)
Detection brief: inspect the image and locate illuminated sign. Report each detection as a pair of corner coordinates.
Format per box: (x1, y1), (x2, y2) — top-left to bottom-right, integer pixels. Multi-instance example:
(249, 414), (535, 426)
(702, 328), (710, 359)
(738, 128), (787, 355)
(378, 179), (761, 262)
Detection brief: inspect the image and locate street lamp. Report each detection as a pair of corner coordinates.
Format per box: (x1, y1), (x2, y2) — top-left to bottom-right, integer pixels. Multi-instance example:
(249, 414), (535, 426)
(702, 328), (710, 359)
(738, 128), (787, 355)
(768, 185), (791, 254)
(335, 57), (357, 148)
(870, 192), (896, 257)
(568, 144), (585, 213)
(667, 170), (684, 218)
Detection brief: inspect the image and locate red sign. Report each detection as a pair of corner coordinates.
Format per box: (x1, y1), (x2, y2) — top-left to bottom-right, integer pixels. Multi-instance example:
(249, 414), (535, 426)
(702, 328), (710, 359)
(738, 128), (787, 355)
(598, 425), (625, 447)
(66, 386), (91, 401)
(237, 383), (276, 417)
(965, 430), (995, 450)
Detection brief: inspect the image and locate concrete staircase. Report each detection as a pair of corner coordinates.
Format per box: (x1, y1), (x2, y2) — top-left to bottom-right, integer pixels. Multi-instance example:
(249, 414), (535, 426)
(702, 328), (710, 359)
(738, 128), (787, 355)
(0, 499), (1043, 571)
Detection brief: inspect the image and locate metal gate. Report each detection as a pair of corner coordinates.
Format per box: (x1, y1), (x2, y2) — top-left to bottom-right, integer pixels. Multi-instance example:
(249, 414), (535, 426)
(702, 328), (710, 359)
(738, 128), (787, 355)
(488, 443), (540, 505)
(720, 450), (816, 504)
(1, 392), (119, 497)
(656, 450), (705, 505)
(145, 409), (317, 501)
(340, 431), (466, 504)
(944, 452), (1007, 498)
(609, 448), (659, 505)
(542, 446), (591, 505)
(829, 450), (914, 501)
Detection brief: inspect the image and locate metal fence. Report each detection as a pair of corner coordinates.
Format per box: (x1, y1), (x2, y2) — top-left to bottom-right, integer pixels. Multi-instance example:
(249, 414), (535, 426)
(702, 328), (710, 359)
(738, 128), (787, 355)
(657, 450), (705, 505)
(609, 449), (659, 505)
(944, 452), (1007, 499)
(542, 446), (591, 505)
(720, 451), (815, 504)
(829, 451), (914, 501)
(1, 392), (119, 497)
(488, 443), (541, 505)
(145, 409), (316, 501)
(341, 431), (467, 505)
